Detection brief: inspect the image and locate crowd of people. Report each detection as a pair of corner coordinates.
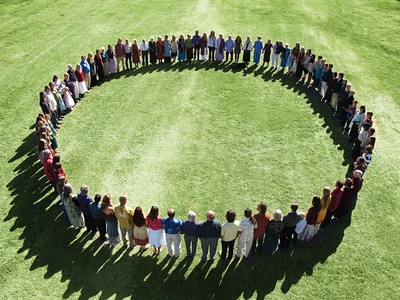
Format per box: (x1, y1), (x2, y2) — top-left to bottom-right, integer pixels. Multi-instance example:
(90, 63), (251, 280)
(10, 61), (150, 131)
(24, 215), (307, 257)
(35, 31), (377, 261)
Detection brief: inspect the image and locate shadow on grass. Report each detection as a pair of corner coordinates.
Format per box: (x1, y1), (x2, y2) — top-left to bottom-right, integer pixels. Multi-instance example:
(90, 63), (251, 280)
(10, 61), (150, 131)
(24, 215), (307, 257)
(5, 61), (357, 298)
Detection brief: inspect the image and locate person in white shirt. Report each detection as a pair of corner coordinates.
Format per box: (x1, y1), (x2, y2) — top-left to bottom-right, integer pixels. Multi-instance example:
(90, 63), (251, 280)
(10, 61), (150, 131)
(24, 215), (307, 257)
(242, 36), (252, 65)
(124, 39), (132, 69)
(140, 38), (149, 66)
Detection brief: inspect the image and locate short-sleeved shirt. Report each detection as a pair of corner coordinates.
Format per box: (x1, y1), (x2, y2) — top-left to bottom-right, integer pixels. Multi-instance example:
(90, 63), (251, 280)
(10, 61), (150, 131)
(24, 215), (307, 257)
(114, 205), (134, 228)
(89, 202), (104, 220)
(238, 218), (257, 242)
(162, 218), (182, 234)
(253, 213), (270, 239)
(146, 216), (163, 230)
(221, 221), (240, 242)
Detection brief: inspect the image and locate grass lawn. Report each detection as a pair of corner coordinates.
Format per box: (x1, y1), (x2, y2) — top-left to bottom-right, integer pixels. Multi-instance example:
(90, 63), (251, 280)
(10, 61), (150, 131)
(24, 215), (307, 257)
(0, 0), (399, 299)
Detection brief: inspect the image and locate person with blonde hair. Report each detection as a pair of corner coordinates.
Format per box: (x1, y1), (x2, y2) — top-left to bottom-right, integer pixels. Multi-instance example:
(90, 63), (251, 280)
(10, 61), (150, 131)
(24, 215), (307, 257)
(315, 187), (331, 234)
(114, 194), (134, 247)
(63, 183), (85, 228)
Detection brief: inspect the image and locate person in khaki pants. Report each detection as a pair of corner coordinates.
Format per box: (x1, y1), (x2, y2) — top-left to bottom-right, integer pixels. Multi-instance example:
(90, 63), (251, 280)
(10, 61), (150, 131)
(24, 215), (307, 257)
(115, 38), (125, 72)
(114, 194), (134, 247)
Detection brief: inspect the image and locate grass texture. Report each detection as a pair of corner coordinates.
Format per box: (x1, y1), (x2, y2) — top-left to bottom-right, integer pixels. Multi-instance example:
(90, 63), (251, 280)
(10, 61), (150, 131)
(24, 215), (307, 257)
(0, 0), (399, 299)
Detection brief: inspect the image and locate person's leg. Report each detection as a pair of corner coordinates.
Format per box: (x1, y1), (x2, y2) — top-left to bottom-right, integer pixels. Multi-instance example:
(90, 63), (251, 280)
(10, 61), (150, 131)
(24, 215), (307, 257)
(250, 239), (257, 255)
(128, 227), (134, 247)
(209, 237), (218, 260)
(221, 241), (228, 260)
(200, 238), (208, 260)
(236, 240), (243, 257)
(244, 240), (252, 257)
(98, 218), (107, 240)
(184, 236), (191, 257)
(227, 239), (235, 260)
(257, 236), (264, 254)
(174, 233), (181, 257)
(279, 226), (289, 249)
(191, 236), (198, 257)
(166, 234), (173, 256)
(120, 226), (128, 246)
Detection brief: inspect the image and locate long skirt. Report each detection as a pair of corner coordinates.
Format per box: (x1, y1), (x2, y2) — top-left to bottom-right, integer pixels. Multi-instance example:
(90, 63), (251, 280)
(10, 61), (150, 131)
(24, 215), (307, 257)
(263, 51), (270, 63)
(77, 81), (88, 95)
(150, 50), (156, 64)
(109, 58), (117, 73)
(201, 47), (208, 61)
(106, 220), (120, 246)
(291, 61), (298, 73)
(243, 50), (251, 63)
(263, 234), (279, 253)
(216, 50), (224, 62)
(64, 92), (75, 109)
(133, 225), (149, 246)
(297, 224), (315, 242)
(186, 48), (193, 61)
(148, 228), (166, 247)
(178, 50), (185, 61)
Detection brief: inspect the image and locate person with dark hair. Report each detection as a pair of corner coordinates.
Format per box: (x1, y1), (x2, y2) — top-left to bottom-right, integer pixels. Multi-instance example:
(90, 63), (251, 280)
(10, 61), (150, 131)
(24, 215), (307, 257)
(334, 178), (355, 221)
(132, 206), (149, 251)
(216, 33), (225, 62)
(331, 73), (344, 111)
(87, 53), (97, 87)
(236, 208), (257, 258)
(89, 194), (107, 241)
(192, 30), (201, 60)
(115, 38), (125, 72)
(146, 206), (166, 255)
(320, 64), (333, 98)
(200, 32), (208, 61)
(262, 38), (272, 67)
(162, 208), (182, 257)
(185, 34), (193, 61)
(77, 185), (97, 234)
(198, 210), (221, 261)
(349, 105), (366, 140)
(207, 31), (216, 61)
(101, 194), (120, 247)
(362, 145), (373, 165)
(298, 196), (321, 243)
(163, 35), (171, 63)
(124, 38), (132, 69)
(279, 203), (301, 250)
(41, 149), (57, 193)
(220, 209), (239, 260)
(224, 35), (234, 62)
(94, 49), (104, 82)
(156, 36), (164, 63)
(180, 210), (201, 258)
(242, 36), (252, 66)
(322, 181), (344, 226)
(352, 122), (371, 159)
(140, 38), (150, 66)
(251, 202), (270, 255)
(352, 156), (367, 176)
(234, 36), (242, 63)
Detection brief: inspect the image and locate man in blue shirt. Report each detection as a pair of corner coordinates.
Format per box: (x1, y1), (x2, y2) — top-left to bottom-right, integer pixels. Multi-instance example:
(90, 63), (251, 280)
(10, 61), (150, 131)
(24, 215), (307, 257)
(198, 210), (221, 262)
(89, 194), (107, 241)
(192, 30), (201, 60)
(162, 209), (182, 257)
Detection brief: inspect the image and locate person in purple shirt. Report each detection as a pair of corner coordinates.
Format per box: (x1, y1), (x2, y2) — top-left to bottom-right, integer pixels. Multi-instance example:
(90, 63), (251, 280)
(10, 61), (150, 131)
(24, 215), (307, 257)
(77, 185), (97, 234)
(89, 194), (107, 240)
(162, 209), (182, 257)
(224, 35), (235, 62)
(198, 210), (221, 262)
(79, 56), (91, 90)
(192, 30), (201, 60)
(180, 210), (201, 258)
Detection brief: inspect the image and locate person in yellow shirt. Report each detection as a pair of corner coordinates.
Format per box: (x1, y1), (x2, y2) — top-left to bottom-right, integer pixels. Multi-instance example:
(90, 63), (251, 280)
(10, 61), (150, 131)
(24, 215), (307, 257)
(114, 194), (134, 247)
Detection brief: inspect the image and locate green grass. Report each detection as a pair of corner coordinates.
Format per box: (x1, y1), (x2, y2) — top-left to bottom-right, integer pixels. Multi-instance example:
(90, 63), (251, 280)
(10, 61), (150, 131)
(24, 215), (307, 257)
(1, 0), (400, 299)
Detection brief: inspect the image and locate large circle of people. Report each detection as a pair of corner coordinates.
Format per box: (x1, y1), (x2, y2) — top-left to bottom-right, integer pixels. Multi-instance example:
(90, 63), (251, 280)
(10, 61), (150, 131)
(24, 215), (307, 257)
(36, 30), (376, 261)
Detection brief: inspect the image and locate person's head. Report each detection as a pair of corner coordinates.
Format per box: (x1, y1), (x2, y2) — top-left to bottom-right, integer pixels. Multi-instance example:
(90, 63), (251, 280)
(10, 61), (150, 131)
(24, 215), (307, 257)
(339, 72), (344, 79)
(246, 36), (250, 41)
(148, 206), (159, 219)
(257, 202), (267, 214)
(329, 64), (333, 69)
(119, 194), (127, 206)
(367, 111), (373, 118)
(96, 49), (100, 55)
(133, 38), (137, 45)
(75, 64), (81, 71)
(312, 196), (321, 210)
(117, 38), (122, 44)
(81, 55), (86, 61)
(187, 34), (191, 38)
(125, 38), (129, 44)
(195, 30), (199, 35)
(210, 30), (215, 36)
(317, 55), (323, 61)
(187, 210), (196, 222)
(365, 145), (373, 154)
(202, 32), (207, 38)
(63, 183), (73, 197)
(345, 178), (353, 188)
(64, 72), (69, 81)
(359, 105), (366, 113)
(322, 186), (331, 197)
(219, 33), (223, 38)
(88, 52), (93, 60)
(150, 36), (154, 42)
(167, 208), (175, 219)
(226, 209), (236, 223)
(369, 136), (376, 148)
(273, 209), (282, 221)
(53, 162), (62, 171)
(101, 193), (112, 211)
(333, 72), (338, 78)
(368, 128), (375, 136)
(257, 36), (261, 40)
(342, 79), (347, 86)
(157, 36), (162, 41)
(171, 35), (176, 41)
(80, 185), (89, 196)
(356, 156), (365, 165)
(37, 139), (47, 151)
(346, 84), (352, 90)
(94, 194), (101, 204)
(354, 170), (363, 178)
(100, 47), (105, 53)
(244, 208), (252, 218)
(228, 35), (232, 40)
(52, 154), (60, 165)
(206, 210), (215, 221)
(44, 85), (51, 93)
(43, 149), (52, 158)
(108, 44), (112, 50)
(40, 132), (48, 140)
(335, 180), (344, 189)
(132, 206), (146, 227)
(164, 35), (168, 40)
(290, 203), (299, 213)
